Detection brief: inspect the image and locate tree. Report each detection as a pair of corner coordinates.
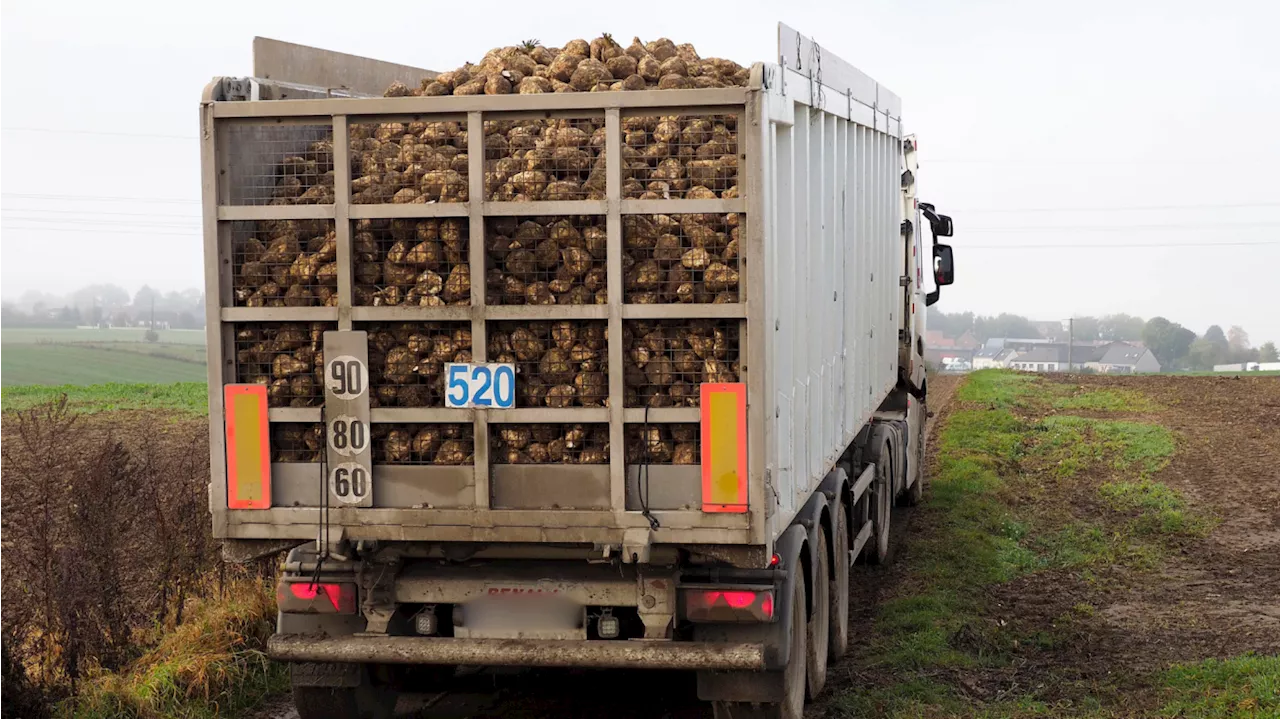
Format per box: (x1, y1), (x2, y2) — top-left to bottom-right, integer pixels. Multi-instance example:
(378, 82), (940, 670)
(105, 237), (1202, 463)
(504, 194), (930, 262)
(1187, 339), (1223, 371)
(133, 285), (160, 311)
(1097, 314), (1145, 341)
(1071, 316), (1100, 342)
(1260, 342), (1279, 363)
(1143, 317), (1196, 369)
(926, 308), (975, 339)
(1227, 326), (1250, 352)
(1203, 325), (1228, 349)
(973, 313), (1040, 342)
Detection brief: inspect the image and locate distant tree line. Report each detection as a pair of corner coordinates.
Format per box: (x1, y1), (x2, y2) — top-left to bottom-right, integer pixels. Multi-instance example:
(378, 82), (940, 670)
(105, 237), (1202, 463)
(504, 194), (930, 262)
(929, 308), (1278, 370)
(1, 284), (205, 331)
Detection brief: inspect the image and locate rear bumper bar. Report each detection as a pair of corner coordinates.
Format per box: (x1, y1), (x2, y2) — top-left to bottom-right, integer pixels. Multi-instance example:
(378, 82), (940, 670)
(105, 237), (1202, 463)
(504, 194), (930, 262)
(267, 634), (766, 671)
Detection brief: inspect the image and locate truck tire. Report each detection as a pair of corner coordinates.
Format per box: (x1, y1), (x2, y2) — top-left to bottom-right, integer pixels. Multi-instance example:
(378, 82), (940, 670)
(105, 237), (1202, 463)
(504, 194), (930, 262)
(710, 577), (807, 719)
(828, 502), (851, 661)
(292, 665), (396, 719)
(806, 530), (830, 699)
(865, 438), (893, 564)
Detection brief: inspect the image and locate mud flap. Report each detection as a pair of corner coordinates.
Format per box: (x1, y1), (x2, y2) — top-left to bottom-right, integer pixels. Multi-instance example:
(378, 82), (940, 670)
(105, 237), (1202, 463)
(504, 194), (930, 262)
(695, 524), (808, 702)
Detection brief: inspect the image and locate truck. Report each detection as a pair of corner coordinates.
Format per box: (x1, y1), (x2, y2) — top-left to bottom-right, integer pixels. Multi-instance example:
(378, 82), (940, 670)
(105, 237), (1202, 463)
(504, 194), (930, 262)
(202, 26), (955, 718)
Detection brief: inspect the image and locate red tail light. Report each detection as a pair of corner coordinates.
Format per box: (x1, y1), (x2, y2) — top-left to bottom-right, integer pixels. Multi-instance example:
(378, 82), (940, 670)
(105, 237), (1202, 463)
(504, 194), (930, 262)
(682, 588), (775, 623)
(276, 581), (357, 614)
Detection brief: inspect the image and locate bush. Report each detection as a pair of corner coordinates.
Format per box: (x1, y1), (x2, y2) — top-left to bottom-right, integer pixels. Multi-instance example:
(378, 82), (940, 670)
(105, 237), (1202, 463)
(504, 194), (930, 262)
(0, 398), (215, 705)
(143, 329), (159, 343)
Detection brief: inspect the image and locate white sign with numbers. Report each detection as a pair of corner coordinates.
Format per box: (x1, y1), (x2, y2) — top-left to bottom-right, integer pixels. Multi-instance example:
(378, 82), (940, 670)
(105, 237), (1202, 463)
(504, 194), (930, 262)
(323, 332), (373, 507)
(444, 363), (516, 409)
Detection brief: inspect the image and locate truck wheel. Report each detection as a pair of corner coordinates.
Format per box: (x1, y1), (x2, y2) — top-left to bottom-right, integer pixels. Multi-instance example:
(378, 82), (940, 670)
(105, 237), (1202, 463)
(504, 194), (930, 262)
(292, 665), (396, 719)
(828, 502), (851, 661)
(866, 441), (893, 564)
(807, 530), (830, 699)
(710, 577), (807, 719)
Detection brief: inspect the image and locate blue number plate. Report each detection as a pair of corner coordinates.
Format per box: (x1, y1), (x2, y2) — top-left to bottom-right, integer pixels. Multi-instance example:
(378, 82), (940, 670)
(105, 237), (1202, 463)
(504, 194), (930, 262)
(444, 363), (517, 409)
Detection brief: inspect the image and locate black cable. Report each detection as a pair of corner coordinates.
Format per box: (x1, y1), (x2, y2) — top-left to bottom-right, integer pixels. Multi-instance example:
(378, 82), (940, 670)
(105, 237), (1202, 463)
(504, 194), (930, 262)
(638, 405), (660, 530)
(310, 405), (329, 591)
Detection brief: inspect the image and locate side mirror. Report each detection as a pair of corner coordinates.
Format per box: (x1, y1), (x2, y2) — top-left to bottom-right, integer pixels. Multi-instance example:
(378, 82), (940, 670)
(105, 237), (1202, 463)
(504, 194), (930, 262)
(931, 213), (953, 238)
(933, 244), (955, 286)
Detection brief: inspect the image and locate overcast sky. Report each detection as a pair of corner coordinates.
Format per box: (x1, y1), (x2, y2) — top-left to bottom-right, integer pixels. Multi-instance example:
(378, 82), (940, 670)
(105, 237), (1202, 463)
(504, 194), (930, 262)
(3, 0), (1277, 343)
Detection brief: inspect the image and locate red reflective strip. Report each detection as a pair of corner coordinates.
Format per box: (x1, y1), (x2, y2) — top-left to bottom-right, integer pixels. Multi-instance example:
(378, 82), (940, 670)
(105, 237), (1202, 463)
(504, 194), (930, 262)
(700, 383), (748, 513)
(224, 384), (270, 509)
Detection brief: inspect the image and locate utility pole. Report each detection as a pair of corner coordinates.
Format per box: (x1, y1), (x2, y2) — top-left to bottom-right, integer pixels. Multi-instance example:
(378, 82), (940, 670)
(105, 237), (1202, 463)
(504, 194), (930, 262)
(1067, 318), (1074, 372)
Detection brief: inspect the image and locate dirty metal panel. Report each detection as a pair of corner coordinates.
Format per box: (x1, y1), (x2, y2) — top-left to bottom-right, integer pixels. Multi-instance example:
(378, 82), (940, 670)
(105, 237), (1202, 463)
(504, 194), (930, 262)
(490, 465), (611, 510)
(253, 37), (437, 96)
(271, 464), (475, 509)
(625, 466), (702, 511)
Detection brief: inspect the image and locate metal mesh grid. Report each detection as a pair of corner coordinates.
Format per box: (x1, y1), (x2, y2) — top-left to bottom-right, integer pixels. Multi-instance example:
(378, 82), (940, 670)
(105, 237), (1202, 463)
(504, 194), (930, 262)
(349, 121), (469, 204)
(232, 220), (338, 308)
(626, 423), (700, 465)
(233, 323), (332, 407)
(225, 124), (335, 206)
(485, 216), (608, 305)
(373, 423), (474, 465)
(622, 213), (741, 304)
(488, 321), (609, 408)
(352, 218), (471, 307)
(483, 117), (606, 201)
(619, 114), (739, 200)
(492, 424), (610, 464)
(362, 322), (473, 407)
(271, 423), (324, 463)
(623, 319), (740, 407)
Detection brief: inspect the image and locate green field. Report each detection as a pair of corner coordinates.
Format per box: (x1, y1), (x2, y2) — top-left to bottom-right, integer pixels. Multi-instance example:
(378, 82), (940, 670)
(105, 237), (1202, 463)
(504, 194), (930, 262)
(1, 382), (208, 413)
(2, 327), (207, 386)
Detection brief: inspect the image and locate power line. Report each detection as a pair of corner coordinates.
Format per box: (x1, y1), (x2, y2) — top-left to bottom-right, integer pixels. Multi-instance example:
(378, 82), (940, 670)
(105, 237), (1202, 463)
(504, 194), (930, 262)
(966, 222), (1280, 233)
(964, 240), (1279, 250)
(955, 201), (1280, 213)
(1, 224), (200, 237)
(926, 157), (1253, 165)
(2, 192), (199, 204)
(2, 207), (201, 219)
(3, 216), (200, 229)
(0, 126), (197, 141)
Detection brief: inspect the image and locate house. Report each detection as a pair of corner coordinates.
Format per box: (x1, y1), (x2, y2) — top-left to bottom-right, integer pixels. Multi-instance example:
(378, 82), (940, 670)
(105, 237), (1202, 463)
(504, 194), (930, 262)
(1007, 344), (1106, 373)
(953, 330), (981, 350)
(924, 330), (954, 349)
(1009, 346), (1064, 372)
(1093, 343), (1160, 374)
(925, 330), (980, 351)
(925, 348), (975, 372)
(973, 346), (1018, 369)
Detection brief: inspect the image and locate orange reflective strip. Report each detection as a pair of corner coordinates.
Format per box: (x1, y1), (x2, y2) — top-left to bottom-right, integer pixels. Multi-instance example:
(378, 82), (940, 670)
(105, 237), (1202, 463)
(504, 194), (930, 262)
(225, 384), (271, 509)
(700, 383), (747, 513)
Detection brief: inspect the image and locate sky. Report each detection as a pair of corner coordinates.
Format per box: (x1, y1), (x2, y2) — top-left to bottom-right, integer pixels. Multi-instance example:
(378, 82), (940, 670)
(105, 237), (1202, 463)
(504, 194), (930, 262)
(2, 0), (1278, 343)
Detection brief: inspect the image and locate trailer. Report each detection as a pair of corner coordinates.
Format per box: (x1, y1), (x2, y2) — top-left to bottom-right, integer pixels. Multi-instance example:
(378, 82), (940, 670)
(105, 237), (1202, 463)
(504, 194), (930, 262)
(203, 28), (955, 718)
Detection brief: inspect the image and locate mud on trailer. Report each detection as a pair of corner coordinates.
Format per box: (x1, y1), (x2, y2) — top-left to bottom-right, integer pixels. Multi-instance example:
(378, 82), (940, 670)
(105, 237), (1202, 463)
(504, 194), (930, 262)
(203, 27), (955, 718)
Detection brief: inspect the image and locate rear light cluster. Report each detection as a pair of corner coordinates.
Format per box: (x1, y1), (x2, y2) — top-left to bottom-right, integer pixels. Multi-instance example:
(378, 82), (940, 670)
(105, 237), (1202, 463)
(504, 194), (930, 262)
(276, 581), (358, 614)
(682, 588), (774, 623)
